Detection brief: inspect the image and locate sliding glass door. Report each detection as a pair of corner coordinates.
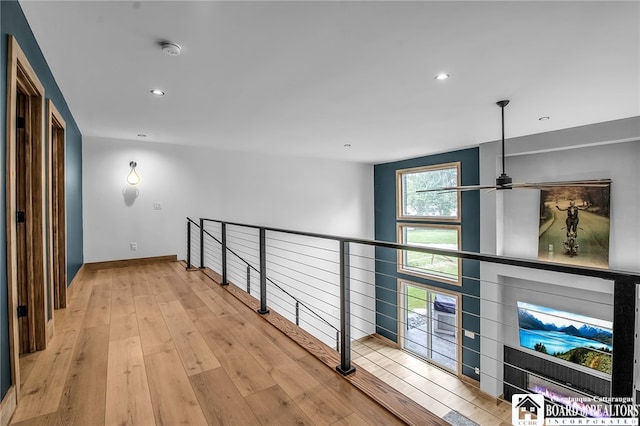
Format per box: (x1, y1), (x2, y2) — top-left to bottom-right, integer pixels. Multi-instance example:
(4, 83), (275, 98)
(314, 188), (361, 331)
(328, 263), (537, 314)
(401, 281), (459, 373)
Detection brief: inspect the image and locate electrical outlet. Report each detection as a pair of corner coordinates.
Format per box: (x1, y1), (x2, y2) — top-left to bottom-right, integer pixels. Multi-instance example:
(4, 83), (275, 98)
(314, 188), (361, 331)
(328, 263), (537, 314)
(153, 202), (162, 210)
(130, 242), (137, 251)
(474, 367), (480, 375)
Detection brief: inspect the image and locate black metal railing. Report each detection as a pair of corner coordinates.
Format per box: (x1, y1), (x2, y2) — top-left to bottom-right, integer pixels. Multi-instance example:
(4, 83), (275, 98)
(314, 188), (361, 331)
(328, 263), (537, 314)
(187, 218), (340, 350)
(186, 216), (640, 402)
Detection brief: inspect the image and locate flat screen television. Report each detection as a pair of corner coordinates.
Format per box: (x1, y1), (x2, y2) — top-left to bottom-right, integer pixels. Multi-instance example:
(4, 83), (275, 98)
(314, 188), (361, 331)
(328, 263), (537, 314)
(517, 302), (612, 374)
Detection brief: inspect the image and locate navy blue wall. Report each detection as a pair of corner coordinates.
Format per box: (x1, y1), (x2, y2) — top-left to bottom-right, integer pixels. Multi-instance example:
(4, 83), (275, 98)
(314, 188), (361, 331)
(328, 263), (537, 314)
(1, 0), (83, 400)
(374, 147), (481, 380)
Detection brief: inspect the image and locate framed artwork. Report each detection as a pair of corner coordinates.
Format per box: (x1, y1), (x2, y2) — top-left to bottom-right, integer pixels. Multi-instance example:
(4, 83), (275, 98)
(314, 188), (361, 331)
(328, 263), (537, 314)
(537, 183), (610, 268)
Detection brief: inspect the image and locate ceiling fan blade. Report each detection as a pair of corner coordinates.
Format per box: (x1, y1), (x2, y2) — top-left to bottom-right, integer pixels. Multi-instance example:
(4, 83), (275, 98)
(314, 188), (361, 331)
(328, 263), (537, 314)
(416, 184), (498, 193)
(511, 179), (612, 190)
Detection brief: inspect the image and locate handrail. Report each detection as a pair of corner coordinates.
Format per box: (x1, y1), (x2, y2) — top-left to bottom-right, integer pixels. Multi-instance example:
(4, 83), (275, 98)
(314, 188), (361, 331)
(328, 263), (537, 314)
(199, 218), (640, 282)
(187, 217), (339, 334)
(189, 216), (639, 394)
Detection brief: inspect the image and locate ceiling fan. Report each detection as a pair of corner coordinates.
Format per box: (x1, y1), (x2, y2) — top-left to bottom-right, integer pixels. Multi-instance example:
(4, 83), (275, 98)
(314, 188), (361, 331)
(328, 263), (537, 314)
(417, 100), (611, 193)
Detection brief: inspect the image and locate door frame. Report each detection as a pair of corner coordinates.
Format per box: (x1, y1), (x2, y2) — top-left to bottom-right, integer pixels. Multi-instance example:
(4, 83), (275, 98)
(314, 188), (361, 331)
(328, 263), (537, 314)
(47, 99), (67, 312)
(5, 35), (48, 400)
(397, 279), (462, 376)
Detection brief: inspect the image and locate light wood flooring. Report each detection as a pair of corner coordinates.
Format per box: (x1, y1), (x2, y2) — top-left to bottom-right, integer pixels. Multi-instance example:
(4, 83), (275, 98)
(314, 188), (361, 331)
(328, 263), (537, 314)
(9, 261), (416, 426)
(352, 337), (512, 426)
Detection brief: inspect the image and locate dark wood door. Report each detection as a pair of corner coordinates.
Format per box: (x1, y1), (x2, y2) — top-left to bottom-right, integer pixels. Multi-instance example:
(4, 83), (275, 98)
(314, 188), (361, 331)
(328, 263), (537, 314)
(52, 116), (66, 309)
(16, 90), (33, 354)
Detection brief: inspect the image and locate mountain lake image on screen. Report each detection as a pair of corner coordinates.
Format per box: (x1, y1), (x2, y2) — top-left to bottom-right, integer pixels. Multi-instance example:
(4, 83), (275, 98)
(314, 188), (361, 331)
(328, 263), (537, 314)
(516, 302), (612, 374)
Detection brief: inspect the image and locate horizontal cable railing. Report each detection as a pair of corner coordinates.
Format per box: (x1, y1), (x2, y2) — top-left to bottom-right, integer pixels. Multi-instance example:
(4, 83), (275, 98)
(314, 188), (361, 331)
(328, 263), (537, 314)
(187, 218), (340, 350)
(186, 216), (640, 425)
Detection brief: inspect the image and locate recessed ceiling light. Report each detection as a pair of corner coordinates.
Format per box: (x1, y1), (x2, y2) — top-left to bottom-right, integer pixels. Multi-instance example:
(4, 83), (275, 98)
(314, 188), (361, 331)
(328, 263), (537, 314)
(150, 89), (165, 96)
(434, 73), (450, 81)
(137, 133), (147, 138)
(538, 116), (550, 121)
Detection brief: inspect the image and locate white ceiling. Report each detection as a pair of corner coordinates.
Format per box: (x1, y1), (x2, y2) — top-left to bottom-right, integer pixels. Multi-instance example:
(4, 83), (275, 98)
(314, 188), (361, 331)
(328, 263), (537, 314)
(19, 1), (640, 164)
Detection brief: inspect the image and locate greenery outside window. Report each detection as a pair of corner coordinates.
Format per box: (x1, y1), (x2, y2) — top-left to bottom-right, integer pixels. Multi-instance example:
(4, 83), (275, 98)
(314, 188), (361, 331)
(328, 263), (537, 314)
(397, 224), (461, 285)
(396, 162), (460, 221)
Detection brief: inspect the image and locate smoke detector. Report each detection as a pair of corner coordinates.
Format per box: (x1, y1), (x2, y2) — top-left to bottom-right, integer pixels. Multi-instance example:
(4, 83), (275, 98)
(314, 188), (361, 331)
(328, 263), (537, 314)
(161, 42), (181, 56)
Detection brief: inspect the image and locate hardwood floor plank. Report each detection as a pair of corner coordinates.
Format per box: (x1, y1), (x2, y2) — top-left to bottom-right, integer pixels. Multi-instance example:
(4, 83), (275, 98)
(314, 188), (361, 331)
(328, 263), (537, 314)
(133, 295), (175, 356)
(329, 412), (370, 426)
(110, 271), (135, 319)
(57, 324), (110, 426)
(109, 311), (139, 342)
(168, 263), (213, 293)
(54, 274), (93, 335)
(165, 273), (207, 312)
(105, 336), (155, 426)
(157, 299), (221, 376)
(194, 315), (276, 396)
(319, 377), (406, 426)
(270, 360), (355, 426)
(9, 411), (62, 426)
(269, 359), (322, 399)
(148, 273), (173, 297)
(244, 385), (314, 426)
(18, 352), (40, 388)
(130, 266), (153, 297)
(294, 383), (358, 426)
(194, 288), (239, 318)
(11, 331), (78, 423)
(296, 355), (407, 426)
(83, 282), (112, 329)
(230, 319), (298, 372)
(189, 368), (260, 426)
(144, 348), (208, 426)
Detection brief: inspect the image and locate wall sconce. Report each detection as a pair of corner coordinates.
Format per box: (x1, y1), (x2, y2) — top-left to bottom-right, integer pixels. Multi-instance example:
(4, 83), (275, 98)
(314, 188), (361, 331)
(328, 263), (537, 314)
(127, 161), (140, 185)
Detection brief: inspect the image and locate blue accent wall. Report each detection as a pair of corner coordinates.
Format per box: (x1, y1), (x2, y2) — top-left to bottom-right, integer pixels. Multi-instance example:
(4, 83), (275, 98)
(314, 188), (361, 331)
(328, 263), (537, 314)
(374, 147), (481, 380)
(1, 0), (83, 400)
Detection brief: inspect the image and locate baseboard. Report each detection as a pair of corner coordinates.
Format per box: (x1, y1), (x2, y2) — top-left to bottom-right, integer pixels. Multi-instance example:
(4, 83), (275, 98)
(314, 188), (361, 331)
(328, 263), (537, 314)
(65, 264), (86, 301)
(371, 333), (400, 348)
(458, 376), (507, 406)
(460, 374), (480, 388)
(177, 260), (202, 272)
(84, 255), (178, 270)
(0, 386), (16, 426)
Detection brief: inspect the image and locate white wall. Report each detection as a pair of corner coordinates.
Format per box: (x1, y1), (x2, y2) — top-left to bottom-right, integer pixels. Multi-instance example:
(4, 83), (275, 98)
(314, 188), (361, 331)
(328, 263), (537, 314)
(83, 136), (377, 341)
(478, 117), (640, 397)
(83, 136), (374, 262)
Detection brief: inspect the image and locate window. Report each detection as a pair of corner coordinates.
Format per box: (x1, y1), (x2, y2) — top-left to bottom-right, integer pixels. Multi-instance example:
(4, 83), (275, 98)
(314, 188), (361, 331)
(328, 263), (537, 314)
(396, 162), (460, 221)
(397, 224), (461, 284)
(396, 162), (462, 283)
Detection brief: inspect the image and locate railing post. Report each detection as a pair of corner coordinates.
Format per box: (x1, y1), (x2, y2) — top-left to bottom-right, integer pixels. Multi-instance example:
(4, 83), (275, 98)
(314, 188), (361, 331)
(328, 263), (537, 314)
(611, 277), (636, 399)
(295, 301), (299, 326)
(186, 220), (191, 269)
(257, 228), (269, 314)
(336, 331), (340, 352)
(199, 218), (205, 269)
(246, 265), (251, 293)
(336, 240), (355, 376)
(221, 223), (228, 286)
